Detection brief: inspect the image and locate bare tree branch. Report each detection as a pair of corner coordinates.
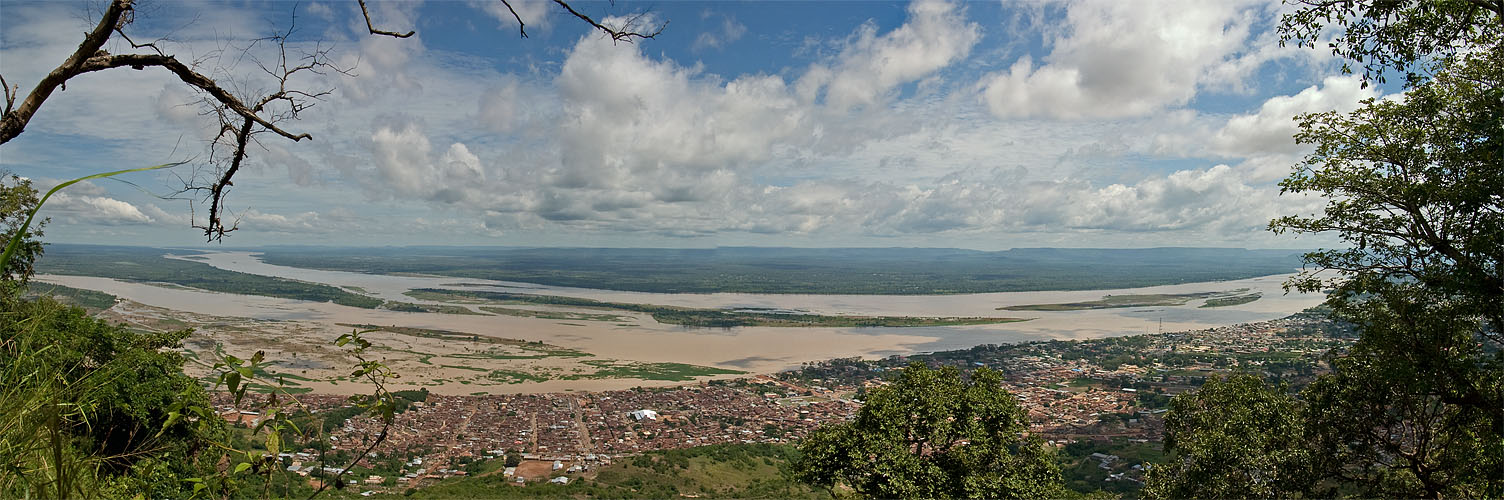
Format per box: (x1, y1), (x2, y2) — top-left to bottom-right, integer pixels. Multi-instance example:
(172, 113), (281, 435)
(0, 74), (15, 116)
(552, 0), (666, 42)
(80, 53), (313, 142)
(0, 0), (668, 242)
(0, 0), (132, 143)
(184, 15), (347, 241)
(500, 0), (529, 38)
(193, 115), (253, 241)
(358, 0), (414, 38)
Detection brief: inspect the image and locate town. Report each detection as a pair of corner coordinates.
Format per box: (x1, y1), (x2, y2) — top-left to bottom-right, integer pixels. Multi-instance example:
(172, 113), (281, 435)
(214, 309), (1350, 495)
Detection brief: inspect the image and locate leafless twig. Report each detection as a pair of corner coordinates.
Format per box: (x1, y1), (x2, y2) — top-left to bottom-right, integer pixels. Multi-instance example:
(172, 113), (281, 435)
(552, 0), (666, 42)
(0, 74), (15, 116)
(500, 0), (529, 38)
(180, 10), (350, 241)
(358, 0), (415, 38)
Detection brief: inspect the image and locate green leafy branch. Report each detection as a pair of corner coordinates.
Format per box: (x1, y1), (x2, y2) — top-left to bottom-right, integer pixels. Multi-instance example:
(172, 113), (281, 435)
(306, 329), (397, 499)
(0, 162), (184, 277)
(159, 329), (399, 499)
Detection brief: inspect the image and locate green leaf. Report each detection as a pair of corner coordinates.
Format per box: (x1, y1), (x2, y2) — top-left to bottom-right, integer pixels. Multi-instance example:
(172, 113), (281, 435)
(156, 411), (183, 438)
(234, 462), (251, 474)
(0, 162), (185, 273)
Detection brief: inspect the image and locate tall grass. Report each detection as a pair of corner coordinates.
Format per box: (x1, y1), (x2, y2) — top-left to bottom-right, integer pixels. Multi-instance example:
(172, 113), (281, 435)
(0, 300), (121, 498)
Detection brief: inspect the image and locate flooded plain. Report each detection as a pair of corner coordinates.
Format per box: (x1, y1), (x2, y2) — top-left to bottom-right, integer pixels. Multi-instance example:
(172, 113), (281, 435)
(37, 250), (1326, 393)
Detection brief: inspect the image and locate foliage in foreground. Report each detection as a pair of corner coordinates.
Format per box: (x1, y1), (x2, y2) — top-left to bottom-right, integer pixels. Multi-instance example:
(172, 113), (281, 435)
(1141, 375), (1310, 499)
(793, 363), (1063, 499)
(1146, 2), (1504, 498)
(0, 292), (224, 499)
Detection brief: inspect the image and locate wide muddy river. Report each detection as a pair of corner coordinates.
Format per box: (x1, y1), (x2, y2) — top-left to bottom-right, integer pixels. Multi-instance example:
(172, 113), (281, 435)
(38, 251), (1327, 380)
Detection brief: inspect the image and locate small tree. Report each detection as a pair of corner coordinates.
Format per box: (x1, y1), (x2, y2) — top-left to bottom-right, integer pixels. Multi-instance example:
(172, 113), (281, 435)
(792, 363), (1061, 499)
(0, 173), (43, 289)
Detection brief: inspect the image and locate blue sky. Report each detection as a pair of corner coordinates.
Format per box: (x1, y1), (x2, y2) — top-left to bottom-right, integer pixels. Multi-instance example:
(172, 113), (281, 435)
(0, 0), (1383, 249)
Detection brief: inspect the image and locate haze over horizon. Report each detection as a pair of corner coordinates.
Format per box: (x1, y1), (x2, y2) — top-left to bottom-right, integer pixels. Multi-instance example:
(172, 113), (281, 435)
(0, 0), (1381, 250)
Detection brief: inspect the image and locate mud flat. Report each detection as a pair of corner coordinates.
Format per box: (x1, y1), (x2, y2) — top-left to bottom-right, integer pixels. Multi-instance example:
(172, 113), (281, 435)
(45, 275), (940, 394)
(36, 251), (1325, 394)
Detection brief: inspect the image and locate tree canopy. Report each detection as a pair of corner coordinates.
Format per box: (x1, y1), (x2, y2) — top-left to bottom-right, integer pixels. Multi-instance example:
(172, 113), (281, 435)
(1279, 0), (1502, 86)
(792, 363), (1061, 499)
(1142, 375), (1312, 499)
(1149, 2), (1503, 498)
(0, 173), (43, 287)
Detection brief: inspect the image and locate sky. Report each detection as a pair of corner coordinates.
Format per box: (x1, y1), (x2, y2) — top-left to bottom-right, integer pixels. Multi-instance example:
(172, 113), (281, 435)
(0, 0), (1383, 250)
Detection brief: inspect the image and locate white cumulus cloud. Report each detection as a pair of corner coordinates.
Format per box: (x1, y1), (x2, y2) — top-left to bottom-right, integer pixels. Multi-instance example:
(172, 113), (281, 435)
(982, 0), (1269, 119)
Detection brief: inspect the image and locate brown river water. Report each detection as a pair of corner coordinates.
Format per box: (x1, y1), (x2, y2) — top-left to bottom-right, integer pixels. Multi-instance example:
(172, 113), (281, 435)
(36, 251), (1326, 385)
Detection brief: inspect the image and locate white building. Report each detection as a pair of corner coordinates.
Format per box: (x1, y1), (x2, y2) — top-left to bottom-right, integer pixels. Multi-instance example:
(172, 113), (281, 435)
(629, 409), (659, 421)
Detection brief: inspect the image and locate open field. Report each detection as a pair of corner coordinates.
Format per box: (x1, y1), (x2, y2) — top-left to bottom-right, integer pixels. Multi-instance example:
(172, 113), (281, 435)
(411, 288), (1028, 328)
(999, 289), (1252, 311)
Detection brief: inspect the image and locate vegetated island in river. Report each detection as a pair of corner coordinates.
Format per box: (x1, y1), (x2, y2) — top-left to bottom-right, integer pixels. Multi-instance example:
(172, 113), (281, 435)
(999, 289), (1260, 311)
(407, 288), (1029, 328)
(1198, 291), (1262, 308)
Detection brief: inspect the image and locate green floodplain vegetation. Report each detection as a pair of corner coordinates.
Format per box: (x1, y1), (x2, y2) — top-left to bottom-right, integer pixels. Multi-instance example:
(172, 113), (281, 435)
(255, 246), (1304, 294)
(23, 282), (117, 311)
(337, 323), (743, 383)
(33, 245), (1274, 323)
(378, 300), (487, 315)
(1000, 289), (1259, 311)
(1198, 292), (1262, 308)
(37, 245), (384, 308)
(407, 288), (1028, 328)
(477, 306), (634, 322)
